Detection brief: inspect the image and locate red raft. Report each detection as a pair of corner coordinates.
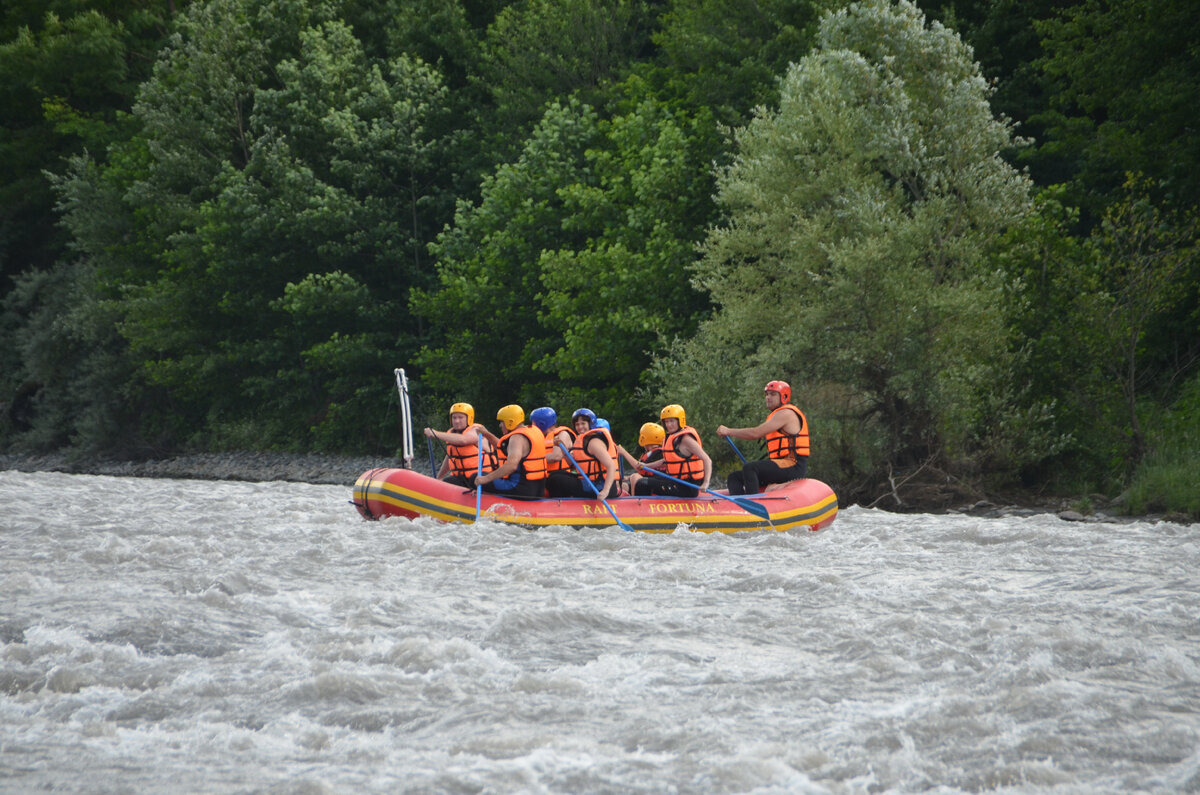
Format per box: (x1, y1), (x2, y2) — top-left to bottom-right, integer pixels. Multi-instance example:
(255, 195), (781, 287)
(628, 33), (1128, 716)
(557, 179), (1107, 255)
(352, 468), (838, 534)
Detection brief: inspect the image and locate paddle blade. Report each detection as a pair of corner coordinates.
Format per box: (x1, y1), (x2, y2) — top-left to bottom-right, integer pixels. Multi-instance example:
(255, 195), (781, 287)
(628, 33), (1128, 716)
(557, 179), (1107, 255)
(732, 496), (771, 520)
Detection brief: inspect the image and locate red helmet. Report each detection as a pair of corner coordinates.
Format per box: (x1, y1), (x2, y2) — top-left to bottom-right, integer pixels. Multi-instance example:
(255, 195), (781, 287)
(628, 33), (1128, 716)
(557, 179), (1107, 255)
(764, 380), (791, 404)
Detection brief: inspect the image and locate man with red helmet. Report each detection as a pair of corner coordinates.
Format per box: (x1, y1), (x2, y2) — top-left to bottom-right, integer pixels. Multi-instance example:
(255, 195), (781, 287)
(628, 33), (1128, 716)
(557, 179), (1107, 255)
(716, 380), (809, 495)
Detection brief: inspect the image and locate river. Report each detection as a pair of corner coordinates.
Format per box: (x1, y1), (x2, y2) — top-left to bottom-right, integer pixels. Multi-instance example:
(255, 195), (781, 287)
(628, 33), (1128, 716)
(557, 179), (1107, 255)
(1, 470), (1197, 793)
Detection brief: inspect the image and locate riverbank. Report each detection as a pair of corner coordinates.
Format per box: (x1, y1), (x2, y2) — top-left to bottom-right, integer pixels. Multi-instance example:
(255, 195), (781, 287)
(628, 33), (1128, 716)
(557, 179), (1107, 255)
(0, 451), (383, 487)
(0, 450), (1189, 524)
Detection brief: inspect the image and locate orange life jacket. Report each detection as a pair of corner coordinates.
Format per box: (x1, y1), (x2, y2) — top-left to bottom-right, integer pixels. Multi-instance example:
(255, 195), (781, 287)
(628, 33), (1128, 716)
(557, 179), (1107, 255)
(569, 427), (617, 481)
(638, 447), (663, 475)
(765, 404), (809, 462)
(498, 425), (547, 481)
(444, 431), (497, 478)
(543, 425), (577, 473)
(662, 426), (704, 482)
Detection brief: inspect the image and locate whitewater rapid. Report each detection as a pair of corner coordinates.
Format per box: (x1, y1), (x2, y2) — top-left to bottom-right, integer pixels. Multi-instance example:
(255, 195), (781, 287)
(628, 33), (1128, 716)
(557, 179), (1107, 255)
(1, 470), (1197, 793)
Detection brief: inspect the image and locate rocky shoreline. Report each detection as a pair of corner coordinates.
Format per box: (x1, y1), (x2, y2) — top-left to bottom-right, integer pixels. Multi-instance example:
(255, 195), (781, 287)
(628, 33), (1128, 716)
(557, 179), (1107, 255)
(0, 451), (385, 487)
(1, 450), (1189, 524)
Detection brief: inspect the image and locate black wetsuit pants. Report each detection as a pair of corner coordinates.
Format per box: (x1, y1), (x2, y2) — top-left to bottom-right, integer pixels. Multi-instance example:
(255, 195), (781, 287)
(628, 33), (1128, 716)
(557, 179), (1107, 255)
(633, 478), (699, 499)
(726, 458), (807, 495)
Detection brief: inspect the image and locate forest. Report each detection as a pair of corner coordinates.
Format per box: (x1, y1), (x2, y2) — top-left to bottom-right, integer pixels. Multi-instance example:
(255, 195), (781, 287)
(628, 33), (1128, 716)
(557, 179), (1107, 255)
(1, 0), (1197, 516)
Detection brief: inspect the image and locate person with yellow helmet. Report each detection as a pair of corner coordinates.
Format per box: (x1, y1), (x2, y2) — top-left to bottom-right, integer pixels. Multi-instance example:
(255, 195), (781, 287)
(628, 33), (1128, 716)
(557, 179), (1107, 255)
(423, 402), (497, 486)
(717, 380), (809, 494)
(616, 422), (665, 495)
(630, 405), (712, 498)
(545, 408), (620, 500)
(474, 404), (548, 498)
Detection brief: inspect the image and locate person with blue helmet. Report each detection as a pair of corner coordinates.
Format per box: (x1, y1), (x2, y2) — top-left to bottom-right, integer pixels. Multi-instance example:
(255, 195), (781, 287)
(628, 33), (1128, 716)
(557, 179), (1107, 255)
(546, 408), (619, 500)
(532, 406), (577, 476)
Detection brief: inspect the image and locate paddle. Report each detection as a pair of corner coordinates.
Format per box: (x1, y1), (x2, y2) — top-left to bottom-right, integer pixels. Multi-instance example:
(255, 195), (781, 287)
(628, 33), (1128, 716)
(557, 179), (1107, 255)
(640, 467), (772, 521)
(725, 435), (749, 464)
(474, 442), (484, 521)
(557, 442), (633, 533)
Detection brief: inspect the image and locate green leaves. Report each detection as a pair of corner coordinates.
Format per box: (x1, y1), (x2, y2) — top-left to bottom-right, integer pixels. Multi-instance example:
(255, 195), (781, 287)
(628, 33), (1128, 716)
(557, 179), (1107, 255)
(660, 0), (1032, 481)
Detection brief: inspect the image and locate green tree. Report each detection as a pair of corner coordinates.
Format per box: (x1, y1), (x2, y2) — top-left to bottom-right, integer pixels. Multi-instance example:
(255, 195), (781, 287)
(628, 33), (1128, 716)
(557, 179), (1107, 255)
(0, 2), (185, 317)
(1034, 0), (1200, 218)
(656, 0), (1034, 498)
(414, 92), (716, 434)
(37, 0), (460, 453)
(995, 187), (1108, 487)
(1088, 176), (1199, 468)
(476, 0), (652, 161)
(646, 0), (826, 126)
(413, 100), (602, 414)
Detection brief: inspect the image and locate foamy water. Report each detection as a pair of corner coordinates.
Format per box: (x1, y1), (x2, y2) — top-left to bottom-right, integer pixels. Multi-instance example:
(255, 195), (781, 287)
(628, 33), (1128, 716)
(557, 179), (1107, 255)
(1, 470), (1197, 793)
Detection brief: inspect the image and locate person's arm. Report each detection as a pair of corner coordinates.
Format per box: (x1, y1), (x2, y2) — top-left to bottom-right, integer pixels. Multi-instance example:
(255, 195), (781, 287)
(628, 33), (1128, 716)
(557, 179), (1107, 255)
(477, 434), (526, 484)
(473, 423), (500, 447)
(588, 437), (618, 500)
(696, 443), (713, 491)
(616, 444), (641, 471)
(717, 411), (793, 440)
(426, 426), (481, 447)
(545, 430), (570, 462)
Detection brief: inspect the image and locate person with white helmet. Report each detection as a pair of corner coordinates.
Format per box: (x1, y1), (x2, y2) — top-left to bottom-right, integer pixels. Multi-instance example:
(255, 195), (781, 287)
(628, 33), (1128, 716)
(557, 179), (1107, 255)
(717, 380), (809, 495)
(423, 402), (497, 486)
(474, 404), (547, 498)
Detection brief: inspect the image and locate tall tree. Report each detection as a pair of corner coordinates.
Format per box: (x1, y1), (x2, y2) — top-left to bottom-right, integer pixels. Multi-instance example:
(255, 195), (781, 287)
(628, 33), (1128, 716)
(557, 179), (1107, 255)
(646, 0), (826, 127)
(1034, 0), (1200, 218)
(475, 0), (652, 162)
(39, 0), (460, 452)
(0, 2), (185, 304)
(413, 91), (716, 433)
(657, 0), (1034, 495)
(1087, 177), (1199, 468)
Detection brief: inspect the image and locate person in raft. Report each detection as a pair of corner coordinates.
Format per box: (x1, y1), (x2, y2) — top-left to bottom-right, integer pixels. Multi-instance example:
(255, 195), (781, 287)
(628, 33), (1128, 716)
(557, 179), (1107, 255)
(616, 422), (665, 495)
(531, 406), (576, 478)
(423, 402), (497, 487)
(716, 379), (809, 495)
(545, 408), (619, 500)
(630, 404), (712, 498)
(473, 404), (547, 498)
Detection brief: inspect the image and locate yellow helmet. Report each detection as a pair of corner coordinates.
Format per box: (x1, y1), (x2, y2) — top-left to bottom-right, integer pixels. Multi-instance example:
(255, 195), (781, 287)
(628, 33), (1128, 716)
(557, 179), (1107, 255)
(660, 404), (686, 428)
(449, 402), (474, 426)
(497, 404), (525, 432)
(638, 422), (665, 447)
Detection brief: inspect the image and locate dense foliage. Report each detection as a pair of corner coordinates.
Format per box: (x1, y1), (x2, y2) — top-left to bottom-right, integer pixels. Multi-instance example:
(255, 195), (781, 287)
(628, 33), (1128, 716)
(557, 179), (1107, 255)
(1, 0), (1196, 513)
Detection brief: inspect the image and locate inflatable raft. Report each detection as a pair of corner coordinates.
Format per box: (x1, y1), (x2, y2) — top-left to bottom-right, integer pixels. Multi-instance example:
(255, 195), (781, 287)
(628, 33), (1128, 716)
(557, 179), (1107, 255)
(352, 467), (838, 533)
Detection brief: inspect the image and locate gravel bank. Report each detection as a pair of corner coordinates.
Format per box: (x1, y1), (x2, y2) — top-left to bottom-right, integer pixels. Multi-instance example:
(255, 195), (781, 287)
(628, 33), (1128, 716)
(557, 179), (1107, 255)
(0, 451), (388, 486)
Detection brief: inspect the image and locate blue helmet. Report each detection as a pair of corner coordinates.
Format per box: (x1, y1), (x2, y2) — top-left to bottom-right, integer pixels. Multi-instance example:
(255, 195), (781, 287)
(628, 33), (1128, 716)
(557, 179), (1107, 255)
(571, 408), (597, 429)
(530, 406), (557, 433)
(594, 418), (610, 430)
